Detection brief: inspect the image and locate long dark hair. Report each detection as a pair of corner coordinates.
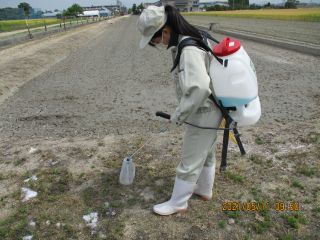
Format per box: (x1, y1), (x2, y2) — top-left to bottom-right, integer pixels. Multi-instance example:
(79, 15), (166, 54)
(164, 5), (202, 40)
(149, 5), (202, 47)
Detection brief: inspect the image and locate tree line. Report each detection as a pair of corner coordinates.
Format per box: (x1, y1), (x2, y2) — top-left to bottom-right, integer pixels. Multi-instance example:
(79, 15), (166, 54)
(128, 3), (144, 15)
(0, 2), (85, 20)
(206, 0), (300, 11)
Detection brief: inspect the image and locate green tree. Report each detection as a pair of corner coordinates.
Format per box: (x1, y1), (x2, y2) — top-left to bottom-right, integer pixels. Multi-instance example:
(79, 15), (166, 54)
(65, 4), (84, 17)
(0, 7), (24, 20)
(62, 9), (70, 17)
(18, 2), (32, 17)
(137, 3), (144, 13)
(228, 0), (249, 9)
(132, 4), (137, 14)
(285, 0), (299, 8)
(18, 2), (32, 38)
(264, 2), (272, 8)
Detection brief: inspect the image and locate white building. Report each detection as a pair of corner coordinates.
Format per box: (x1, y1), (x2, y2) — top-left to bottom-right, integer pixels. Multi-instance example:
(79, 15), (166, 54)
(144, 0), (200, 11)
(99, 9), (112, 16)
(199, 1), (229, 8)
(80, 10), (100, 17)
(42, 11), (62, 18)
(161, 0), (200, 11)
(83, 5), (118, 15)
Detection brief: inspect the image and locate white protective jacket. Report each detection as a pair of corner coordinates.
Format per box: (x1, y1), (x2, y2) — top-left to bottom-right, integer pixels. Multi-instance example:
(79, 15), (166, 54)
(170, 36), (218, 126)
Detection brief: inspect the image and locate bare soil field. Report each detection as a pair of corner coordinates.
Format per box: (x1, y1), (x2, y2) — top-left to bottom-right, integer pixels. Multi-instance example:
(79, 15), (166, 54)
(184, 15), (320, 45)
(0, 15), (319, 240)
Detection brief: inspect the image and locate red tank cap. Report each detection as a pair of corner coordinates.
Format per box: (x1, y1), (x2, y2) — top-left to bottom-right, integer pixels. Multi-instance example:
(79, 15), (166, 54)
(213, 37), (241, 57)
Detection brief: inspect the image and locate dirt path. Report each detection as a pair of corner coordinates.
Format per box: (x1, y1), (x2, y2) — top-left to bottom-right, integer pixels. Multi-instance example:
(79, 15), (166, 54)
(0, 16), (319, 140)
(0, 15), (319, 240)
(0, 17), (126, 104)
(0, 15), (176, 141)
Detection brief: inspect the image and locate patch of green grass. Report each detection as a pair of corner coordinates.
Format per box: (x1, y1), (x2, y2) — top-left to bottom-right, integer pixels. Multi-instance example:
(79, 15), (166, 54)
(312, 187), (320, 202)
(28, 168), (71, 200)
(218, 220), (226, 229)
(302, 132), (320, 144)
(303, 198), (312, 204)
(282, 212), (307, 229)
(279, 234), (295, 240)
(127, 196), (140, 206)
(14, 157), (27, 166)
(251, 220), (272, 234)
(291, 180), (304, 190)
(80, 172), (129, 239)
(242, 235), (251, 240)
(297, 165), (316, 177)
(279, 233), (318, 240)
(314, 206), (320, 213)
(224, 210), (241, 219)
(0, 204), (30, 239)
(249, 207), (272, 234)
(105, 220), (125, 239)
(270, 147), (279, 154)
(313, 206), (320, 217)
(97, 140), (105, 147)
(82, 186), (100, 207)
(251, 187), (264, 202)
(0, 169), (84, 239)
(0, 173), (5, 181)
(78, 172), (85, 179)
(99, 153), (122, 168)
(0, 18), (57, 32)
(287, 216), (300, 229)
(225, 171), (245, 183)
(260, 208), (271, 219)
(274, 187), (294, 201)
(1, 164), (131, 239)
(249, 155), (263, 165)
(196, 213), (206, 220)
(0, 18), (91, 32)
(254, 136), (265, 145)
(28, 196), (83, 239)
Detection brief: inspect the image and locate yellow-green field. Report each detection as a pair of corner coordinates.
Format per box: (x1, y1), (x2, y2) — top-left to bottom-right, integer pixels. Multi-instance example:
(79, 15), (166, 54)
(0, 18), (61, 32)
(182, 8), (320, 22)
(0, 18), (70, 32)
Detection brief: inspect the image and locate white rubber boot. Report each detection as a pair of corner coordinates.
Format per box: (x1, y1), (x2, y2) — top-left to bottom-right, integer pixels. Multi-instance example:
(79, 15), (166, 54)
(193, 166), (215, 201)
(153, 177), (195, 216)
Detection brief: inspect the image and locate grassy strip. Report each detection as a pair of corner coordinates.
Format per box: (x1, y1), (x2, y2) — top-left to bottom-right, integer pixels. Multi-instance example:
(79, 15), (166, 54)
(0, 168), (128, 239)
(182, 8), (320, 22)
(0, 18), (60, 32)
(0, 18), (96, 32)
(0, 131), (319, 239)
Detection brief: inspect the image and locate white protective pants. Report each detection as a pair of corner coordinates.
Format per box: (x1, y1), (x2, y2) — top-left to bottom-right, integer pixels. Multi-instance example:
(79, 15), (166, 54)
(176, 108), (222, 183)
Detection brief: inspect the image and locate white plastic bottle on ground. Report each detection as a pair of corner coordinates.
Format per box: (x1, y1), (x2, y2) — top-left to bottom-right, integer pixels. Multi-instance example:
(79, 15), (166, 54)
(119, 157), (135, 185)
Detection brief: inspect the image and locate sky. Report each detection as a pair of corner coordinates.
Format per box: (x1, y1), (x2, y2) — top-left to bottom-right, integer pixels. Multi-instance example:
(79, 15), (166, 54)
(0, 0), (318, 10)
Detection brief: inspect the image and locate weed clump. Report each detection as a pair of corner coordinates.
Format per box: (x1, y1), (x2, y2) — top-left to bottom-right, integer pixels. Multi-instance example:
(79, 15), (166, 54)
(282, 212), (307, 229)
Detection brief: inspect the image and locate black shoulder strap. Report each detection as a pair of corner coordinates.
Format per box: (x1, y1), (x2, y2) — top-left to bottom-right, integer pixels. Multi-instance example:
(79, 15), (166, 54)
(171, 38), (211, 72)
(171, 32), (230, 116)
(171, 33), (223, 72)
(201, 30), (219, 44)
